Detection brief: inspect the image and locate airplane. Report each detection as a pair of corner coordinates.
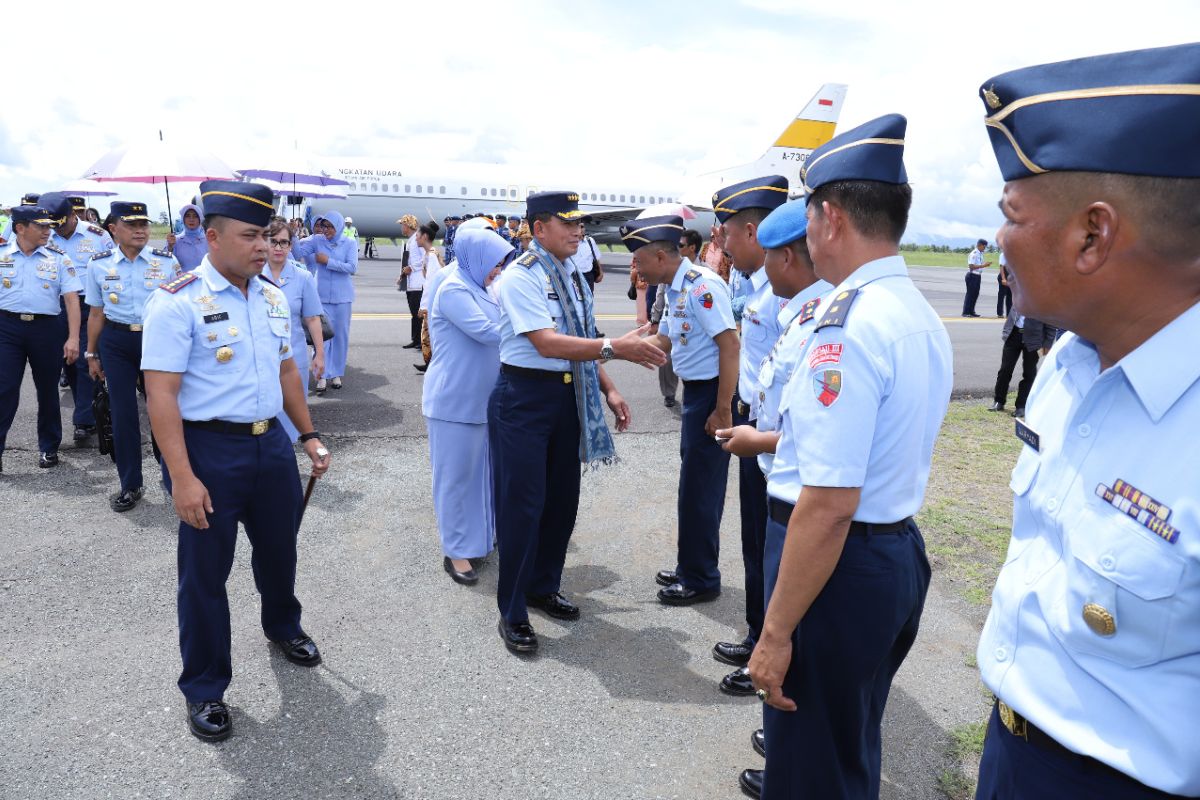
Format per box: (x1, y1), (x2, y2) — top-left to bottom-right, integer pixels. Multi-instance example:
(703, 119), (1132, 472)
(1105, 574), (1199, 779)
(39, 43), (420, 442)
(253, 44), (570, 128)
(304, 84), (848, 245)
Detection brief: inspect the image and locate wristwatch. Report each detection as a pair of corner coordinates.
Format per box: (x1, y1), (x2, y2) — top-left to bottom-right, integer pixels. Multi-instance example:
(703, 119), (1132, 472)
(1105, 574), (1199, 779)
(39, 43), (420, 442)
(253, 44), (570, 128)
(84, 351), (99, 360)
(599, 338), (614, 362)
(298, 431), (321, 443)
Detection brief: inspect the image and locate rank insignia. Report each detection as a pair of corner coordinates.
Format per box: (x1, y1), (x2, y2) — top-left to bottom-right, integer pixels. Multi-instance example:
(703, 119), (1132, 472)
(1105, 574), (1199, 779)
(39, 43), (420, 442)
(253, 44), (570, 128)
(796, 298), (821, 325)
(206, 332), (218, 343)
(151, 247), (171, 258)
(701, 292), (713, 309)
(87, 224), (106, 236)
(813, 368), (842, 407)
(215, 346), (234, 363)
(160, 273), (199, 293)
(45, 243), (65, 255)
(516, 251), (538, 268)
(814, 288), (859, 330)
(684, 269), (701, 282)
(91, 251), (113, 261)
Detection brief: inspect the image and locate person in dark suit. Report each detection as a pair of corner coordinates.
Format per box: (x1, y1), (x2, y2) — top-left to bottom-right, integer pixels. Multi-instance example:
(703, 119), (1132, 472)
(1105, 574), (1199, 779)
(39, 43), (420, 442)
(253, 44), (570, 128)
(987, 306), (1054, 419)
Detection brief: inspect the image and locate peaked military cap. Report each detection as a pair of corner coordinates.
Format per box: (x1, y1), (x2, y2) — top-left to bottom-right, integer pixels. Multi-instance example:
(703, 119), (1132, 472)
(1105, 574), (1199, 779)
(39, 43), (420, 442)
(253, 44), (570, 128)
(67, 195), (87, 210)
(979, 43), (1200, 181)
(712, 175), (788, 223)
(801, 114), (908, 194)
(110, 201), (152, 222)
(619, 215), (685, 252)
(198, 180), (275, 227)
(20, 193), (41, 205)
(526, 191), (584, 221)
(38, 192), (73, 225)
(756, 199), (809, 249)
(11, 205), (56, 225)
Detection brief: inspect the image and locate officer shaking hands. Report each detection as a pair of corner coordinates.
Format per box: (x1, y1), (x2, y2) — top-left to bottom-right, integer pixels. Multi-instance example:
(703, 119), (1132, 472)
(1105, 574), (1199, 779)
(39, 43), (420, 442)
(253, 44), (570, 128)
(142, 180), (331, 743)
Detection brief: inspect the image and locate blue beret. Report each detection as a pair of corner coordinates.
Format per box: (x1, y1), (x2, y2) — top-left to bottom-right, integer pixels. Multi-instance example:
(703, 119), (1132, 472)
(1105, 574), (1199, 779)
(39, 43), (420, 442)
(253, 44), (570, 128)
(11, 205), (55, 225)
(979, 43), (1200, 181)
(712, 175), (788, 223)
(619, 215), (685, 252)
(199, 180), (274, 227)
(110, 201), (152, 222)
(20, 193), (41, 206)
(38, 192), (73, 224)
(801, 114), (908, 194)
(508, 215), (521, 222)
(526, 191), (584, 221)
(757, 199), (809, 249)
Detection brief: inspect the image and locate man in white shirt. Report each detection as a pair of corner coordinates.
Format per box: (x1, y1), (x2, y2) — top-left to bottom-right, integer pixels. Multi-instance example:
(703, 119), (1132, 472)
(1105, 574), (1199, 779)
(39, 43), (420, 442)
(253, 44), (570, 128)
(569, 230), (604, 294)
(962, 238), (991, 317)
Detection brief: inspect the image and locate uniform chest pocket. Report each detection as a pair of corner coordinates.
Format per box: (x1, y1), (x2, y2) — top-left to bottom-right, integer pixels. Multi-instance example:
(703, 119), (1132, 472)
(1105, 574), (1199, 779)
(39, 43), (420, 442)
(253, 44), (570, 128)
(1050, 504), (1187, 667)
(744, 317), (768, 343)
(1002, 453), (1042, 567)
(267, 317), (291, 353)
(0, 267), (16, 288)
(199, 325), (245, 366)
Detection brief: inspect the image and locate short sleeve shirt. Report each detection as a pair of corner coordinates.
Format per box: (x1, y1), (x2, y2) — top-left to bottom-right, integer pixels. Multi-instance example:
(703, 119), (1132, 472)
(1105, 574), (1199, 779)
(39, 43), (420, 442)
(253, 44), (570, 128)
(497, 241), (590, 370)
(0, 241), (82, 314)
(659, 258), (736, 381)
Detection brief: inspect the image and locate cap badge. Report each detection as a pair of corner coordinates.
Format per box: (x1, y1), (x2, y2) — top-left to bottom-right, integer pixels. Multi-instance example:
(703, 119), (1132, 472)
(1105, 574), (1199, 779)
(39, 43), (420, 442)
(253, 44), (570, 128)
(215, 346), (234, 363)
(983, 85), (1001, 110)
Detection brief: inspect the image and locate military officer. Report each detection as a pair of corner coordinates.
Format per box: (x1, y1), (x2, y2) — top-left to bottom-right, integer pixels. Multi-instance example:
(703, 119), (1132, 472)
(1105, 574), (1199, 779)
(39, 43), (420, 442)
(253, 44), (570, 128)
(141, 180), (331, 742)
(747, 115), (953, 800)
(86, 201), (182, 512)
(973, 44), (1200, 800)
(624, 215), (739, 607)
(42, 192), (113, 443)
(0, 205), (82, 472)
(0, 193), (41, 244)
(490, 191), (664, 655)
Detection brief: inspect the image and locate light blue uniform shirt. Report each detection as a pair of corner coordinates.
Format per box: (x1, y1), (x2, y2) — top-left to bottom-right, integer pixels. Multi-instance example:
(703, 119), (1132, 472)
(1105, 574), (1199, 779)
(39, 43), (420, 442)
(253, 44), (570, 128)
(262, 259), (323, 362)
(141, 257), (293, 423)
(756, 279), (833, 476)
(86, 246), (182, 325)
(0, 241), (82, 314)
(767, 256), (952, 522)
(738, 265), (789, 419)
(51, 222), (112, 287)
(659, 258), (736, 381)
(977, 301), (1200, 797)
(497, 241), (588, 371)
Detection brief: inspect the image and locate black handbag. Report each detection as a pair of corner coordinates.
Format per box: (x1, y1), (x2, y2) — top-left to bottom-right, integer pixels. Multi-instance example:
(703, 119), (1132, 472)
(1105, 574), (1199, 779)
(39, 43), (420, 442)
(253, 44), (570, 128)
(92, 382), (116, 463)
(305, 314), (335, 346)
(627, 284), (637, 301)
(398, 246), (410, 292)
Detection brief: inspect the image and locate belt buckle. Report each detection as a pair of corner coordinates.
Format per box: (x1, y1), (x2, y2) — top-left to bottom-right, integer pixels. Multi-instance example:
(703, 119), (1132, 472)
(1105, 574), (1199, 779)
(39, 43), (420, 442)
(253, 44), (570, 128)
(19, 313), (34, 322)
(129, 323), (143, 332)
(998, 701), (1027, 739)
(250, 420), (269, 435)
(563, 373), (572, 385)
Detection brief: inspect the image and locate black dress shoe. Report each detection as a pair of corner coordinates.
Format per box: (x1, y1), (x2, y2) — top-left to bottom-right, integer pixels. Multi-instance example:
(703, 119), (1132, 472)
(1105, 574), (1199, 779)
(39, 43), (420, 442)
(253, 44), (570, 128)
(526, 591), (579, 621)
(110, 486), (144, 513)
(59, 373), (70, 388)
(713, 640), (753, 666)
(402, 342), (419, 349)
(498, 618), (538, 654)
(187, 700), (231, 742)
(413, 363), (428, 373)
(751, 728), (766, 758)
(1013, 407), (1026, 419)
(38, 451), (59, 468)
(739, 768), (763, 798)
(73, 425), (95, 442)
(720, 666), (757, 696)
(987, 401), (1005, 412)
(658, 583), (720, 606)
(443, 556), (478, 586)
(270, 634), (322, 667)
(654, 569), (678, 587)
(663, 396), (676, 408)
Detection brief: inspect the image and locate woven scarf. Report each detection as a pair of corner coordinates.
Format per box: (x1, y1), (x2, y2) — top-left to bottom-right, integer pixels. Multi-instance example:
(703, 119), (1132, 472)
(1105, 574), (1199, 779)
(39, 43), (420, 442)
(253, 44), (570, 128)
(532, 243), (616, 469)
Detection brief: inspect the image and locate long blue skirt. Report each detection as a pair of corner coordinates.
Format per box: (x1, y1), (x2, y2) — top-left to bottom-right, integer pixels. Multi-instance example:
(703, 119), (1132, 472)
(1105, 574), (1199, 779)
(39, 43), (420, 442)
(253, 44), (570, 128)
(426, 416), (495, 559)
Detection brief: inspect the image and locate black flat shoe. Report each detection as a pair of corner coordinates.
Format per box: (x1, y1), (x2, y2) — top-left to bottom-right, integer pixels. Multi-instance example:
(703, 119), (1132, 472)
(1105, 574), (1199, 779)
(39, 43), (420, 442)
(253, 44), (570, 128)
(270, 634), (322, 667)
(444, 557), (478, 586)
(663, 396), (676, 408)
(657, 583), (720, 606)
(751, 728), (766, 758)
(987, 401), (1005, 412)
(1013, 407), (1026, 419)
(720, 666), (757, 696)
(38, 451), (59, 468)
(739, 768), (763, 798)
(73, 425), (95, 442)
(498, 618), (538, 654)
(110, 486), (144, 513)
(187, 700), (231, 742)
(713, 640), (753, 666)
(654, 569), (678, 587)
(413, 363), (428, 373)
(526, 591), (579, 621)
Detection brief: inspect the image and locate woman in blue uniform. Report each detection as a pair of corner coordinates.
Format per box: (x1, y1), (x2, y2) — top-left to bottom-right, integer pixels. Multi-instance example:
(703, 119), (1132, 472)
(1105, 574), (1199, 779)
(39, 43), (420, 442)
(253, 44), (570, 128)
(292, 209), (357, 392)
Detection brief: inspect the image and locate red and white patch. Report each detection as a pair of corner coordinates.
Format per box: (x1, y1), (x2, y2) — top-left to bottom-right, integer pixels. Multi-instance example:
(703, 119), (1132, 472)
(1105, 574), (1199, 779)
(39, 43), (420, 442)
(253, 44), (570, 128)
(808, 343), (843, 369)
(691, 283), (709, 296)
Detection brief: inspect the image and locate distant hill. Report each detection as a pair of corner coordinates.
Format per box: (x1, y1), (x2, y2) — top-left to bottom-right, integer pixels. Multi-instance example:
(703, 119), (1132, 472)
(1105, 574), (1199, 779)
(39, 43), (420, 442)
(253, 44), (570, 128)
(901, 232), (979, 249)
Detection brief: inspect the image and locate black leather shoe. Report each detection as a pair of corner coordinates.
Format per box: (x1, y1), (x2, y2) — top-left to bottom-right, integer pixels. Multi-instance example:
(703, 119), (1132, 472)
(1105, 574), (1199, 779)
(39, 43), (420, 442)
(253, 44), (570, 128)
(663, 396), (676, 408)
(444, 556), (478, 586)
(270, 634), (322, 667)
(402, 342), (419, 349)
(498, 618), (538, 654)
(59, 373), (70, 388)
(720, 667), (757, 696)
(713, 640), (753, 666)
(413, 363), (428, 373)
(658, 583), (720, 606)
(526, 592), (580, 620)
(654, 569), (678, 587)
(73, 425), (95, 442)
(751, 728), (766, 758)
(110, 486), (144, 513)
(38, 451), (59, 468)
(187, 700), (231, 742)
(987, 401), (1005, 412)
(739, 768), (763, 798)
(1013, 407), (1026, 419)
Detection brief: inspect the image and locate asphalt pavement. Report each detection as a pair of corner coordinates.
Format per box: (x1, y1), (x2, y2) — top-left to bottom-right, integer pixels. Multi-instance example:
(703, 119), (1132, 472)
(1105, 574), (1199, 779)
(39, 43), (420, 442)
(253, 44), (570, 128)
(0, 246), (994, 799)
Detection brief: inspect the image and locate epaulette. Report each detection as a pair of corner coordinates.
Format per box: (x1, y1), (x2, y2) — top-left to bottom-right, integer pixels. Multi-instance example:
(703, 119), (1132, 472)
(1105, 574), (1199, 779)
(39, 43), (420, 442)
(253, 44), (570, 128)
(814, 288), (859, 330)
(87, 225), (107, 236)
(796, 297), (821, 325)
(160, 272), (199, 294)
(151, 247), (172, 258)
(257, 273), (280, 288)
(515, 251), (538, 268)
(45, 242), (65, 255)
(91, 250), (113, 261)
(684, 268), (701, 282)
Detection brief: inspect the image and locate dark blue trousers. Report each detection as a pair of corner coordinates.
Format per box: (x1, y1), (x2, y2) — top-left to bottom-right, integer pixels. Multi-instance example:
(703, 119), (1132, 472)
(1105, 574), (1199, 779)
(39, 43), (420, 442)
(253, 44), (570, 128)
(98, 326), (144, 492)
(675, 378), (729, 594)
(489, 372), (581, 624)
(762, 516), (930, 800)
(733, 397), (767, 647)
(963, 271), (982, 316)
(163, 424), (304, 703)
(60, 297), (94, 427)
(975, 705), (1189, 800)
(0, 314), (65, 455)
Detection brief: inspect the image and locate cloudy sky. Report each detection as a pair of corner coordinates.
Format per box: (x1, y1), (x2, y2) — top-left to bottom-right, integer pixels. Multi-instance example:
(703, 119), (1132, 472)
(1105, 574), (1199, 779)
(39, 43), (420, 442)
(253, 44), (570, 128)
(2, 0), (1192, 242)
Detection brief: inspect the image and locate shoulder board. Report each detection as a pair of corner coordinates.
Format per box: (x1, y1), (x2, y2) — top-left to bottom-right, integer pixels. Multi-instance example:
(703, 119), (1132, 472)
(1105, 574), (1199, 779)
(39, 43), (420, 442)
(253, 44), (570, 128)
(87, 224), (107, 236)
(91, 250), (113, 261)
(159, 272), (199, 294)
(45, 242), (65, 255)
(515, 251), (538, 268)
(796, 297), (822, 325)
(151, 247), (172, 258)
(684, 268), (701, 282)
(257, 273), (280, 288)
(814, 288), (860, 331)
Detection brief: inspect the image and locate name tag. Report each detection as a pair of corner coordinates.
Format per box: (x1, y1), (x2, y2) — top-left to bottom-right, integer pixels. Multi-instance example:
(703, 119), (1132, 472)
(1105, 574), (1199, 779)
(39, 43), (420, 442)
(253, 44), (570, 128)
(1015, 419), (1040, 452)
(203, 312), (230, 323)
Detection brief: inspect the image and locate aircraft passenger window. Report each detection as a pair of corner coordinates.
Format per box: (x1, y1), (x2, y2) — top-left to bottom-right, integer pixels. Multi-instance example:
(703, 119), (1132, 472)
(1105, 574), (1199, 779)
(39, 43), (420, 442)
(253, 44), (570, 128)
(416, 185), (422, 193)
(461, 186), (467, 195)
(490, 188), (498, 197)
(600, 194), (607, 201)
(427, 186), (433, 194)
(405, 184), (411, 192)
(499, 188), (506, 197)
(393, 184), (399, 192)
(639, 195), (645, 203)
(371, 183), (378, 192)
(440, 186), (446, 194)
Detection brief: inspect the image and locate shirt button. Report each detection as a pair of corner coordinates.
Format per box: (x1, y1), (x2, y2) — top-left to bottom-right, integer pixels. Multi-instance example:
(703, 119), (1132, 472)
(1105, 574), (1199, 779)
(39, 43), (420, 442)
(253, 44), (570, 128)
(1078, 423), (1092, 438)
(1100, 555), (1116, 571)
(1047, 498), (1059, 512)
(994, 647), (1008, 662)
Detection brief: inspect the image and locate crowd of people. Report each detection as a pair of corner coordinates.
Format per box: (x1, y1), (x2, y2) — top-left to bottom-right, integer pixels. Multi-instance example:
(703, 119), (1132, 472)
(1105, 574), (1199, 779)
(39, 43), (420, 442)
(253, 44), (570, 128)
(1, 42), (1198, 800)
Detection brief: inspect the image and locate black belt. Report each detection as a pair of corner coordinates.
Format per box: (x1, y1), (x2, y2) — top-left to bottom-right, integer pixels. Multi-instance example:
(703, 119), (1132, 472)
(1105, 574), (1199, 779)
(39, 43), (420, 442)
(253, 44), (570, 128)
(768, 498), (911, 535)
(184, 418), (278, 436)
(681, 377), (719, 386)
(105, 317), (143, 332)
(501, 363), (573, 385)
(0, 309), (55, 321)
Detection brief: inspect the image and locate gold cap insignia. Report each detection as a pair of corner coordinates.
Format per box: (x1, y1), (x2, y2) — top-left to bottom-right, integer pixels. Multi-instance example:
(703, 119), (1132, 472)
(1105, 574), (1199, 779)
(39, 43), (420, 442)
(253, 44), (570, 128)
(1082, 603), (1115, 636)
(983, 85), (1001, 110)
(215, 346), (234, 363)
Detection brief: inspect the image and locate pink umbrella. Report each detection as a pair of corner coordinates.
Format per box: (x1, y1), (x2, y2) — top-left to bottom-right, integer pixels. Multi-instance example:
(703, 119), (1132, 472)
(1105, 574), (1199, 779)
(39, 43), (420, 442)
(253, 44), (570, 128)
(637, 202), (698, 221)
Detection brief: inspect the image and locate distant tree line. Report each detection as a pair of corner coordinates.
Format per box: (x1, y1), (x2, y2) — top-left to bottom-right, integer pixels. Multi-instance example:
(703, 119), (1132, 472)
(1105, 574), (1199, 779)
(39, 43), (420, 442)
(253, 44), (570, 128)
(899, 243), (998, 254)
